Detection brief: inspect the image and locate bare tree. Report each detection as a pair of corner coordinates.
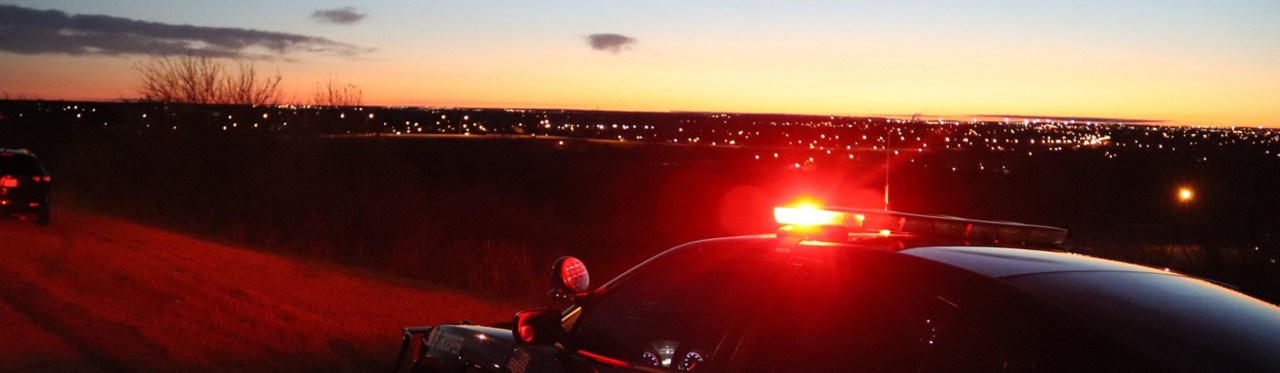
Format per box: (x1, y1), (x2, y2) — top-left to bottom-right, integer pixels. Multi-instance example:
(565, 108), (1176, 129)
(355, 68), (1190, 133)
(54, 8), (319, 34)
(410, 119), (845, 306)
(134, 55), (219, 104)
(222, 62), (283, 106)
(313, 76), (363, 107)
(133, 55), (282, 105)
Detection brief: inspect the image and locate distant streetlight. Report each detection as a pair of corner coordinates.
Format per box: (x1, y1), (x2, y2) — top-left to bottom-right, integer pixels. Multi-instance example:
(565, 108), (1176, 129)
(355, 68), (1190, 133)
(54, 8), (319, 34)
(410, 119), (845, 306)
(1177, 187), (1194, 203)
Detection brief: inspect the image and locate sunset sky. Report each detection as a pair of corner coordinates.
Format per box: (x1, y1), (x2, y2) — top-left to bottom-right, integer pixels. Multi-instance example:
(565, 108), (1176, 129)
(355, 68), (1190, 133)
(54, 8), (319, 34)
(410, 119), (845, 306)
(1, 1), (1277, 127)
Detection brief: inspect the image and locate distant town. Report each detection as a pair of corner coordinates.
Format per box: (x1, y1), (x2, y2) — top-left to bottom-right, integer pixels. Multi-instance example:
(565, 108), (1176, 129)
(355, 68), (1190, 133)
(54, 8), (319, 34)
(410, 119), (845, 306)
(3, 100), (1277, 170)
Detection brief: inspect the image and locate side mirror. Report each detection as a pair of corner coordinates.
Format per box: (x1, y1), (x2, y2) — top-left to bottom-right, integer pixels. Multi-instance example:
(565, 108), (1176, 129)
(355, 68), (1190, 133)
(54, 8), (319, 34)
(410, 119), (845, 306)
(513, 309), (565, 345)
(550, 256), (590, 299)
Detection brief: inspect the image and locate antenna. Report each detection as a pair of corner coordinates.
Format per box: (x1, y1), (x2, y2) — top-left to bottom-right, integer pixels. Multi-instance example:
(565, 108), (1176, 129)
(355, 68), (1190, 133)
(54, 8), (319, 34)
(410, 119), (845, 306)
(884, 126), (891, 211)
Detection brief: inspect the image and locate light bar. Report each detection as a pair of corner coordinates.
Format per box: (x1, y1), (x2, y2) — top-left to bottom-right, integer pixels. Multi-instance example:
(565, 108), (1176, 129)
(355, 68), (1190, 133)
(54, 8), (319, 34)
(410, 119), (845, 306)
(774, 206), (849, 226)
(775, 206), (1068, 246)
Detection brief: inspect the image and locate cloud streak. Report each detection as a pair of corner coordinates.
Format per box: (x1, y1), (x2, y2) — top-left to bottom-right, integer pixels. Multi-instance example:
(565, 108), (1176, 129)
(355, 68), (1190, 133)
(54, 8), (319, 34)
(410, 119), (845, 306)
(0, 5), (369, 59)
(586, 33), (636, 54)
(312, 7), (366, 25)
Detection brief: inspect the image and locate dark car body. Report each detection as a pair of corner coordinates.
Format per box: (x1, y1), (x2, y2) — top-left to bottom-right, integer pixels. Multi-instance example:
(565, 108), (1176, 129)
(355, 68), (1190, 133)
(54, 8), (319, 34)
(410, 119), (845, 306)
(396, 209), (1280, 372)
(0, 149), (51, 225)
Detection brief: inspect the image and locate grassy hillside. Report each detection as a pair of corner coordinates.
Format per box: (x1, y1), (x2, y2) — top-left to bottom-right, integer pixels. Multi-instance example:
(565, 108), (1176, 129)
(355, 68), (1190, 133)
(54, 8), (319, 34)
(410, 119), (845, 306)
(3, 101), (1277, 301)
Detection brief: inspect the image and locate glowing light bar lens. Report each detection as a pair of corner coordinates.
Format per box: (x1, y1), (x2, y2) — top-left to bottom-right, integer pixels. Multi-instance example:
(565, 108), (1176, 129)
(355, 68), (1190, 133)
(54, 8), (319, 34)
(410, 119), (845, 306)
(774, 206), (845, 226)
(774, 205), (1069, 245)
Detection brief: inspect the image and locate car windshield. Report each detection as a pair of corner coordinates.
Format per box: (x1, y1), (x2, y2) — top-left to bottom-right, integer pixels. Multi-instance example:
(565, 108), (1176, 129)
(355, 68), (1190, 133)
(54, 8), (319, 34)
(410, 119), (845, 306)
(0, 154), (43, 175)
(1004, 271), (1280, 372)
(569, 238), (780, 370)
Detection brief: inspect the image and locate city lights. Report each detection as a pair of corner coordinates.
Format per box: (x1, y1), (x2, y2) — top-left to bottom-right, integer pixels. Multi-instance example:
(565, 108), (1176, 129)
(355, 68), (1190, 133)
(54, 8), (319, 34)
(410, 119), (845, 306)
(3, 102), (1278, 175)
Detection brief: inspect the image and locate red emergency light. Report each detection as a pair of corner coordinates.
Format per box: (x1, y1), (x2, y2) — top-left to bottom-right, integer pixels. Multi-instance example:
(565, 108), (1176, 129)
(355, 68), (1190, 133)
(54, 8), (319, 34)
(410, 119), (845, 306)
(774, 205), (1068, 246)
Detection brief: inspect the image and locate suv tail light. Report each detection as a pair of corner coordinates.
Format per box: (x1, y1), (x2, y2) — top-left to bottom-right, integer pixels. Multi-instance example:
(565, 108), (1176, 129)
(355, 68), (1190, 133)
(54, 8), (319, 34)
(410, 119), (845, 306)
(31, 175), (50, 183)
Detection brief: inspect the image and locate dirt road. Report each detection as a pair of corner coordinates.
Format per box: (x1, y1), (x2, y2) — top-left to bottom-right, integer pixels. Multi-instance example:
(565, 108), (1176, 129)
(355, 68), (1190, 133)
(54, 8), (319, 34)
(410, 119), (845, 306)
(0, 209), (521, 371)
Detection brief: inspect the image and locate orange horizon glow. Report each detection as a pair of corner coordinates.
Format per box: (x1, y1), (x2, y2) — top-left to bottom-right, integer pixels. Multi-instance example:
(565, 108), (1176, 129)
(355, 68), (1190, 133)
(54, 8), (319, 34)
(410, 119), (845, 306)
(6, 91), (1267, 129)
(5, 62), (1272, 129)
(2, 87), (1270, 129)
(2, 2), (1277, 129)
(2, 41), (1276, 128)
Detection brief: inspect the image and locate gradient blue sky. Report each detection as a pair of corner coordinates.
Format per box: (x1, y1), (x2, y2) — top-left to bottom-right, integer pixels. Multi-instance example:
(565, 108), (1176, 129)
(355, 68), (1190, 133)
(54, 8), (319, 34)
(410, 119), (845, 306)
(1, 1), (1277, 126)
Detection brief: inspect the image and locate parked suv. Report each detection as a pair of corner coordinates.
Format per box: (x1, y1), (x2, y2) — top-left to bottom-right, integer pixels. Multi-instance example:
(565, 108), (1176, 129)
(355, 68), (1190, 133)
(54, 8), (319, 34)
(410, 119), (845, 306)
(0, 149), (51, 225)
(395, 206), (1280, 372)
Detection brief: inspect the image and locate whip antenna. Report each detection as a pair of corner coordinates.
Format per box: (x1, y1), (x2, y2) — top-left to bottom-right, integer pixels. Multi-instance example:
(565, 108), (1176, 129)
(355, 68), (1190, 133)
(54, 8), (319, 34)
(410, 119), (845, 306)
(884, 126), (891, 211)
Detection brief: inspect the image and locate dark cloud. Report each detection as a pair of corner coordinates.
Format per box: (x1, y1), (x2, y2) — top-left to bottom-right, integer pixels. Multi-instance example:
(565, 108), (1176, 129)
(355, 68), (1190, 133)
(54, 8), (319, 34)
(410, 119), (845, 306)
(311, 7), (366, 25)
(0, 5), (370, 59)
(586, 33), (636, 54)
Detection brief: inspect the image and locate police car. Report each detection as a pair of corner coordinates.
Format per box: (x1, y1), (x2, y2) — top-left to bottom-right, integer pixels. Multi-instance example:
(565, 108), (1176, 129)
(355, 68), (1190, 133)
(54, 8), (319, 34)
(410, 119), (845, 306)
(395, 206), (1280, 372)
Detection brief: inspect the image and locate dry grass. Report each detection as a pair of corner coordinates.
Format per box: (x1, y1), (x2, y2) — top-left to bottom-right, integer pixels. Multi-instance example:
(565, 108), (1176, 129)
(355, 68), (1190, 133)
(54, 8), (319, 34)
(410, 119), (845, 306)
(47, 136), (729, 300)
(41, 134), (1280, 303)
(6, 104), (1275, 306)
(0, 208), (525, 371)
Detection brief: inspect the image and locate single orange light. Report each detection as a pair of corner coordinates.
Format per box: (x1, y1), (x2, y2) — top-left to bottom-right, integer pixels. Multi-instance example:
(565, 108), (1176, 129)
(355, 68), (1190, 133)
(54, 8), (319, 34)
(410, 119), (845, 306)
(774, 206), (844, 226)
(1178, 187), (1194, 202)
(879, 229), (892, 236)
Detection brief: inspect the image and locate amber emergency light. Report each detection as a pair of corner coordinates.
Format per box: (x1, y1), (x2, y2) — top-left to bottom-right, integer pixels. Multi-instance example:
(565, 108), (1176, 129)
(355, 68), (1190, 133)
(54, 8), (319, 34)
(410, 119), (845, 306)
(774, 206), (1068, 246)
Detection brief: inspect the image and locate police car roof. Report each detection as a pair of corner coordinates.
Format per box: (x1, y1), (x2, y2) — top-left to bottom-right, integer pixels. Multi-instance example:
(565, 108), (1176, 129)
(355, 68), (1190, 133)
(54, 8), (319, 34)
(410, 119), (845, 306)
(899, 246), (1169, 279)
(769, 205), (1152, 277)
(703, 234), (1166, 280)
